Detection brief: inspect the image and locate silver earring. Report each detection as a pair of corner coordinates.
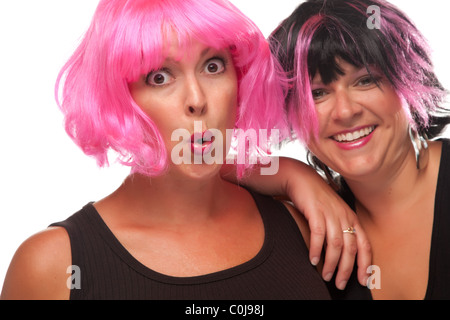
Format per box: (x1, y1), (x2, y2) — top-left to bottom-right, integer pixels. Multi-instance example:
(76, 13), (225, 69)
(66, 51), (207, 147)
(409, 126), (429, 170)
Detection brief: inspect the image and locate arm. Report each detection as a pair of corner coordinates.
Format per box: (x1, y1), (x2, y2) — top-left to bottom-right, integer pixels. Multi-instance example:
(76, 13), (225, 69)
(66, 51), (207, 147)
(221, 157), (371, 289)
(1, 227), (71, 300)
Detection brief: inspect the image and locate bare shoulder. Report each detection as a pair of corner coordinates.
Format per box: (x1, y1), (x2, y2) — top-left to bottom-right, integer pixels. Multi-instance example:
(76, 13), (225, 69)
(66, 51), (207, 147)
(281, 201), (311, 249)
(1, 227), (71, 300)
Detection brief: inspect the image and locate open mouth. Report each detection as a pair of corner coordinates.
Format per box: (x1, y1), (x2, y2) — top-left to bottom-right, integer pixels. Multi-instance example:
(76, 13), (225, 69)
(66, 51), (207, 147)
(332, 125), (376, 143)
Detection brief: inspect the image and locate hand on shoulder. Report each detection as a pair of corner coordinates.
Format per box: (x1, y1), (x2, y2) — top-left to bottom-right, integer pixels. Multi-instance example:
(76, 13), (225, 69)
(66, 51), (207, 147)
(281, 201), (311, 248)
(1, 227), (71, 300)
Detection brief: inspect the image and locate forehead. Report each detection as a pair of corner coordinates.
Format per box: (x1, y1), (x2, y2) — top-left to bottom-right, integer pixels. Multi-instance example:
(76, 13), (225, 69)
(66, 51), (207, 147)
(311, 60), (363, 83)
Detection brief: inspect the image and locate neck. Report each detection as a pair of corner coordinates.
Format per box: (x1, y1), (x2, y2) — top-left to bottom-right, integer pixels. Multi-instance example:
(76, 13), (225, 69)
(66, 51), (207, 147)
(344, 141), (442, 227)
(108, 170), (232, 226)
(345, 143), (427, 220)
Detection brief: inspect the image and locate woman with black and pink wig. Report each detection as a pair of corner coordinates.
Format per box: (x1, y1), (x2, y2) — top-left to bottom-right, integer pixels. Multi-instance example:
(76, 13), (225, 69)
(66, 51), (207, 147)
(0, 0), (369, 300)
(268, 0), (450, 299)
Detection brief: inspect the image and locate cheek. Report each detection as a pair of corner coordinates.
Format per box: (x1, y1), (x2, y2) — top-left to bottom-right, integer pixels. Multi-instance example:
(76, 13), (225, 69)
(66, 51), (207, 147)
(214, 80), (238, 126)
(377, 90), (409, 132)
(130, 87), (178, 131)
(306, 138), (325, 161)
(227, 90), (238, 125)
(221, 82), (237, 106)
(371, 83), (403, 115)
(130, 94), (178, 146)
(391, 111), (410, 140)
(312, 106), (330, 138)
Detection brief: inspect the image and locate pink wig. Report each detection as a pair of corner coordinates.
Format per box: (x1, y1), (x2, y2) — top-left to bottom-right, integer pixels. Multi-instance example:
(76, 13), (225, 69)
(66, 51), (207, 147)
(56, 0), (288, 177)
(269, 0), (448, 143)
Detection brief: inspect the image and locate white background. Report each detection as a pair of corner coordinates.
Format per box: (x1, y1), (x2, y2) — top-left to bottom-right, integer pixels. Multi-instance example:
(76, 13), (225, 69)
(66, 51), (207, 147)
(1, 0), (449, 291)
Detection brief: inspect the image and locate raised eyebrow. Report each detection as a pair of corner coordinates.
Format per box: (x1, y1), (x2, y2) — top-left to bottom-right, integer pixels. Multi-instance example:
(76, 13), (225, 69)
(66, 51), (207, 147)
(154, 47), (212, 65)
(162, 48), (216, 67)
(201, 47), (233, 60)
(148, 48), (227, 77)
(200, 47), (212, 58)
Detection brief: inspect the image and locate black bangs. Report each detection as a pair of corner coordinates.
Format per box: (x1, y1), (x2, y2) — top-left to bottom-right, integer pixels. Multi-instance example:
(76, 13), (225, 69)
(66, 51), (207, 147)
(269, 0), (398, 88)
(307, 16), (394, 86)
(307, 24), (362, 84)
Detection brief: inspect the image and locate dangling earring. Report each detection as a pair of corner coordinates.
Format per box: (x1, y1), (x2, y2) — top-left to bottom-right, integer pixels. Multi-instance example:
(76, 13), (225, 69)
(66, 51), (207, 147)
(409, 125), (429, 170)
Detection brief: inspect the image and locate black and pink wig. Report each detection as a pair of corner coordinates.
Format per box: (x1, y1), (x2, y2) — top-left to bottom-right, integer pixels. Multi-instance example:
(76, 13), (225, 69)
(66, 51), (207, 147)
(269, 0), (448, 143)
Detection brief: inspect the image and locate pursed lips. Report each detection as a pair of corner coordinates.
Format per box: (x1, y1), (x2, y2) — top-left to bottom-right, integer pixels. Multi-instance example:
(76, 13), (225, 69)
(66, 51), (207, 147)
(190, 130), (215, 145)
(190, 130), (216, 155)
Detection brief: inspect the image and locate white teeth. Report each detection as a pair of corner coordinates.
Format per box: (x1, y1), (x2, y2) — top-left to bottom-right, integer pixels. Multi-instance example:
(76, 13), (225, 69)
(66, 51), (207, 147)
(333, 126), (375, 142)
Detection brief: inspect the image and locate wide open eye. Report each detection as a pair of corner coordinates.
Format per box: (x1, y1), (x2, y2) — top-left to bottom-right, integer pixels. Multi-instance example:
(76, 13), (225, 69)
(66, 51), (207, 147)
(145, 69), (174, 86)
(204, 58), (225, 75)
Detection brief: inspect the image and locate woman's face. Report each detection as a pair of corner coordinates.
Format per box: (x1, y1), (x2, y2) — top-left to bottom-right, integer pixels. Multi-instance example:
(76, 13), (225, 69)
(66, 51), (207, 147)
(129, 38), (238, 179)
(307, 60), (411, 183)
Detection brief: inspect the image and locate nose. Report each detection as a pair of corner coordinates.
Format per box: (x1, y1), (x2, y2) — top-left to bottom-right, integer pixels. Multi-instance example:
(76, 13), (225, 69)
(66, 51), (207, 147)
(185, 75), (206, 116)
(331, 88), (362, 122)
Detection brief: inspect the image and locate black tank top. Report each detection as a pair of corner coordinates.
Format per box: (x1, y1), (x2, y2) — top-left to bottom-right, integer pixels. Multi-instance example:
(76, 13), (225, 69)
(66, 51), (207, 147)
(50, 191), (330, 300)
(328, 139), (450, 300)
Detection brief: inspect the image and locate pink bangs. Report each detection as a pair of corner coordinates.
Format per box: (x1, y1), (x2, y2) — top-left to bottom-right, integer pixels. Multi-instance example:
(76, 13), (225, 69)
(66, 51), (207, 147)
(55, 0), (288, 177)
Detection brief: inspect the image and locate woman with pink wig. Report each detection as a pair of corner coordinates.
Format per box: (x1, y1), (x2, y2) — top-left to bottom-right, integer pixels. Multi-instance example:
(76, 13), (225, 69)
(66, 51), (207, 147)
(260, 0), (450, 299)
(0, 0), (368, 300)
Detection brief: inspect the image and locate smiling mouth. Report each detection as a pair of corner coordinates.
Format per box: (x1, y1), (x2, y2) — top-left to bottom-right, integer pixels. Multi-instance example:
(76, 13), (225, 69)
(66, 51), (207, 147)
(332, 126), (376, 143)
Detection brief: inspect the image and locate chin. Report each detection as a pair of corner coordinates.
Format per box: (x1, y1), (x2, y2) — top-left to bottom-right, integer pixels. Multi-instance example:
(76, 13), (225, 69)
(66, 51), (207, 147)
(336, 160), (381, 182)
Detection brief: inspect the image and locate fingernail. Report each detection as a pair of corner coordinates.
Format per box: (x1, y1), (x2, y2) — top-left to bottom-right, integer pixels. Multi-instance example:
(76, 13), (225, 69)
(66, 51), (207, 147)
(323, 273), (333, 282)
(363, 277), (369, 286)
(337, 281), (347, 290)
(311, 257), (319, 266)
(362, 276), (369, 287)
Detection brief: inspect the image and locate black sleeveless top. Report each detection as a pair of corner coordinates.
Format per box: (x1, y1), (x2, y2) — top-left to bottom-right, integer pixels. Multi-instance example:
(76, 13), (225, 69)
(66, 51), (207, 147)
(50, 191), (330, 300)
(328, 139), (450, 299)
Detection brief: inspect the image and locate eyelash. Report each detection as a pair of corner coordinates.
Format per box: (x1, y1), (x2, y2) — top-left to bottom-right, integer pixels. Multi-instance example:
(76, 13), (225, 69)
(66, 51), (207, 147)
(144, 56), (228, 87)
(311, 89), (327, 100)
(357, 75), (380, 86)
(311, 75), (381, 100)
(206, 56), (227, 75)
(145, 68), (172, 87)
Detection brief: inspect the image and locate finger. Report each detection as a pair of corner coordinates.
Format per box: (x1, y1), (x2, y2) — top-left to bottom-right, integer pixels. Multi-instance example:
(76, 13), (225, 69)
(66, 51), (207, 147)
(321, 225), (344, 282)
(334, 230), (358, 290)
(307, 214), (327, 266)
(354, 223), (372, 286)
